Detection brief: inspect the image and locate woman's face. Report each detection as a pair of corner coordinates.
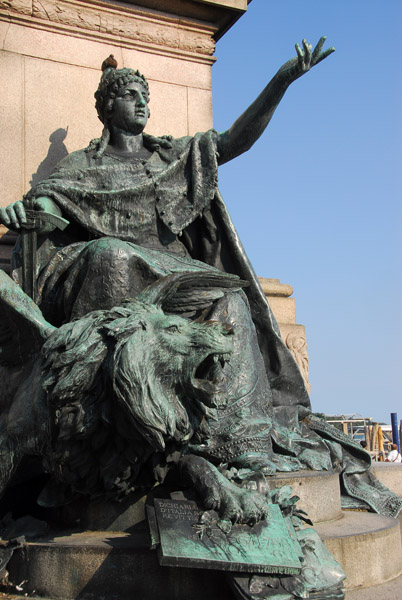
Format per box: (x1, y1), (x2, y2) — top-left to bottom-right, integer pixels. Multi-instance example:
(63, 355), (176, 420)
(110, 81), (149, 135)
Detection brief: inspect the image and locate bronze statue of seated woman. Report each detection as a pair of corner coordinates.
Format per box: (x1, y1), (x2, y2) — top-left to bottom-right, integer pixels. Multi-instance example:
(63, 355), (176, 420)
(0, 39), (400, 524)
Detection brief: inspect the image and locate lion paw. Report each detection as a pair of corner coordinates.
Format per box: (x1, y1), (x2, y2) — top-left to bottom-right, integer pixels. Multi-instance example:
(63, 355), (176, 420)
(205, 482), (268, 525)
(180, 455), (269, 526)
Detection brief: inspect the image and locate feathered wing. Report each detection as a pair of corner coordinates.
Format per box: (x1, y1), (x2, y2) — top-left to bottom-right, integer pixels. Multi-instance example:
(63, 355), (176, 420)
(0, 270), (55, 366)
(136, 270), (249, 313)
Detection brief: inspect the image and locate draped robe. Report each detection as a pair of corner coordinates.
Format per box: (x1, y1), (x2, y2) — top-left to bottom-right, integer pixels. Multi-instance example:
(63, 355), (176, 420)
(14, 129), (401, 517)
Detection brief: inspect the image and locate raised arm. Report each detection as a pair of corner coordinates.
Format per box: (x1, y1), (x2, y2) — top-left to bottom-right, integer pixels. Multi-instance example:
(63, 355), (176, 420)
(216, 37), (335, 165)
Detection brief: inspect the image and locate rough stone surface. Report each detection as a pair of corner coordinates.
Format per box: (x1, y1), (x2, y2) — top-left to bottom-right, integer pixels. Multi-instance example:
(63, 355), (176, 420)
(60, 493), (147, 532)
(371, 462), (402, 497)
(24, 56), (100, 191)
(6, 528), (234, 600)
(0, 51), (24, 206)
(0, 0), (218, 59)
(345, 572), (402, 599)
(278, 323), (310, 392)
(267, 470), (342, 524)
(258, 277), (293, 298)
(316, 511), (402, 590)
(6, 508), (402, 598)
(266, 296), (296, 325)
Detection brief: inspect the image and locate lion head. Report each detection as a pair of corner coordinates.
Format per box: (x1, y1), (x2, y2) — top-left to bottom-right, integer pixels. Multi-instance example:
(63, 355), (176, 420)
(108, 301), (234, 452)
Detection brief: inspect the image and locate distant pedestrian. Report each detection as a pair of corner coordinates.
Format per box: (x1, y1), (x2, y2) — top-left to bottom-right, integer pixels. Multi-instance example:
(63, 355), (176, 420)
(385, 444), (402, 462)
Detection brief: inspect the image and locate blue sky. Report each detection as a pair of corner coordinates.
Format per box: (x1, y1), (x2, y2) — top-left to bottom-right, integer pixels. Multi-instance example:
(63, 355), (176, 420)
(211, 1), (401, 424)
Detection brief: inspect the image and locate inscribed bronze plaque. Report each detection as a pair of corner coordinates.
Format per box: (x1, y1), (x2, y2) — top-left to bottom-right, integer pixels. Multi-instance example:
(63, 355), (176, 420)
(153, 499), (303, 574)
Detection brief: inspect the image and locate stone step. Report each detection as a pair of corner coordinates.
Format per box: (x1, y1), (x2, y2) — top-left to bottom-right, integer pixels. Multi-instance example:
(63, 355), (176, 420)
(5, 525), (233, 600)
(5, 511), (402, 599)
(345, 572), (402, 599)
(315, 510), (402, 590)
(5, 573), (402, 600)
(267, 470), (342, 523)
(55, 471), (342, 533)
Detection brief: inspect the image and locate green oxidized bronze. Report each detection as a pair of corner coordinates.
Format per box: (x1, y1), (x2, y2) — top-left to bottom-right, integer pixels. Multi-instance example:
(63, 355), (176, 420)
(0, 37), (400, 599)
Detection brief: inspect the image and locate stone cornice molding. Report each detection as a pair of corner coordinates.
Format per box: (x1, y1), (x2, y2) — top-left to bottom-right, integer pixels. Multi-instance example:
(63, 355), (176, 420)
(258, 277), (294, 298)
(0, 0), (217, 63)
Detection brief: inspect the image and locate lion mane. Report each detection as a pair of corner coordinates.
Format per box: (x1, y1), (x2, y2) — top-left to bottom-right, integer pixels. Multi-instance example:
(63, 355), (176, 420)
(39, 300), (231, 501)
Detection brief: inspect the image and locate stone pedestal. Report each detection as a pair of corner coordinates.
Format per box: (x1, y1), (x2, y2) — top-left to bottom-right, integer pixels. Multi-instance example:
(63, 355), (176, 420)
(258, 277), (311, 393)
(4, 471), (402, 598)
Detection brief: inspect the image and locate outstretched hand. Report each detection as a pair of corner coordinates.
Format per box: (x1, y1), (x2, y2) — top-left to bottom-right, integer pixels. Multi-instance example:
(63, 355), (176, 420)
(279, 36), (335, 83)
(216, 36), (335, 165)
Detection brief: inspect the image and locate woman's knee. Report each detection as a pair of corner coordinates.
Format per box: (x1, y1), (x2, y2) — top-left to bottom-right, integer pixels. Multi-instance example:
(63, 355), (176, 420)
(83, 238), (132, 266)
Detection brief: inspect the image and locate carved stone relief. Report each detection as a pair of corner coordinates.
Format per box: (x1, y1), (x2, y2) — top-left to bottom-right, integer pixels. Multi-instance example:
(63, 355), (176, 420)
(0, 0), (216, 59)
(285, 331), (311, 394)
(258, 277), (311, 393)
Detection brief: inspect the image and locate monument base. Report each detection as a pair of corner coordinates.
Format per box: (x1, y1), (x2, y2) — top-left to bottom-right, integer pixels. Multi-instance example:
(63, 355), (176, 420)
(4, 525), (235, 600)
(2, 470), (402, 598)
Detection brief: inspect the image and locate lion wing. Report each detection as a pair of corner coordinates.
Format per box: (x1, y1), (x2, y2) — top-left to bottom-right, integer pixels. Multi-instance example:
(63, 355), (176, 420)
(136, 271), (249, 313)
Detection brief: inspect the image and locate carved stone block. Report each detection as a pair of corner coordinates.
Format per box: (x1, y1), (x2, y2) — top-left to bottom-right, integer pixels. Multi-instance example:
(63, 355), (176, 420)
(259, 277), (311, 392)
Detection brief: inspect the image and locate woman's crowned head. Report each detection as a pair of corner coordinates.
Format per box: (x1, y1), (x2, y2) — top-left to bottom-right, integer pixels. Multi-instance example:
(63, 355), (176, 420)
(94, 56), (150, 124)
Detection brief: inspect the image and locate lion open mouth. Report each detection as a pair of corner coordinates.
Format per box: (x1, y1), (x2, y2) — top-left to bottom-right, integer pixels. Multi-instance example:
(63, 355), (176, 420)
(192, 351), (232, 404)
(184, 320), (234, 409)
(195, 351), (231, 381)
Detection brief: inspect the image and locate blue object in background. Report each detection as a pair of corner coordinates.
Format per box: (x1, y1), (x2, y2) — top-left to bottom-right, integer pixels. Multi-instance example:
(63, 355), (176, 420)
(391, 413), (399, 451)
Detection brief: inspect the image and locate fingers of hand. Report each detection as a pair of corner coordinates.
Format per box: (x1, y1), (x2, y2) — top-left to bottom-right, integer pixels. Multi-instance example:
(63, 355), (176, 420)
(296, 36), (334, 71)
(296, 40), (313, 71)
(0, 202), (29, 229)
(315, 46), (336, 65)
(295, 42), (303, 64)
(6, 205), (20, 229)
(14, 201), (27, 225)
(312, 35), (326, 63)
(0, 207), (10, 227)
(302, 38), (313, 59)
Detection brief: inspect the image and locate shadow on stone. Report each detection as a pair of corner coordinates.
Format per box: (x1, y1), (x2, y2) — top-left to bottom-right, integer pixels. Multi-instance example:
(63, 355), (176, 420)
(30, 127), (69, 187)
(6, 520), (234, 600)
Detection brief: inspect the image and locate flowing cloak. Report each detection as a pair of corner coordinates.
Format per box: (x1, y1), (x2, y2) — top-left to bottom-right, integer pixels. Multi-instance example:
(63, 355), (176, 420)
(20, 129), (402, 518)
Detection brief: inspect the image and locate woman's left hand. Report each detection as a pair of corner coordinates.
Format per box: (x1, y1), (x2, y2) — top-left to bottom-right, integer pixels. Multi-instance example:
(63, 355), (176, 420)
(278, 36), (335, 83)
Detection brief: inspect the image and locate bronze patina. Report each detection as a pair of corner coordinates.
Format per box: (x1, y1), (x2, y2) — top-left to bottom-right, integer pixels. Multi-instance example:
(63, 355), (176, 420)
(0, 37), (400, 599)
